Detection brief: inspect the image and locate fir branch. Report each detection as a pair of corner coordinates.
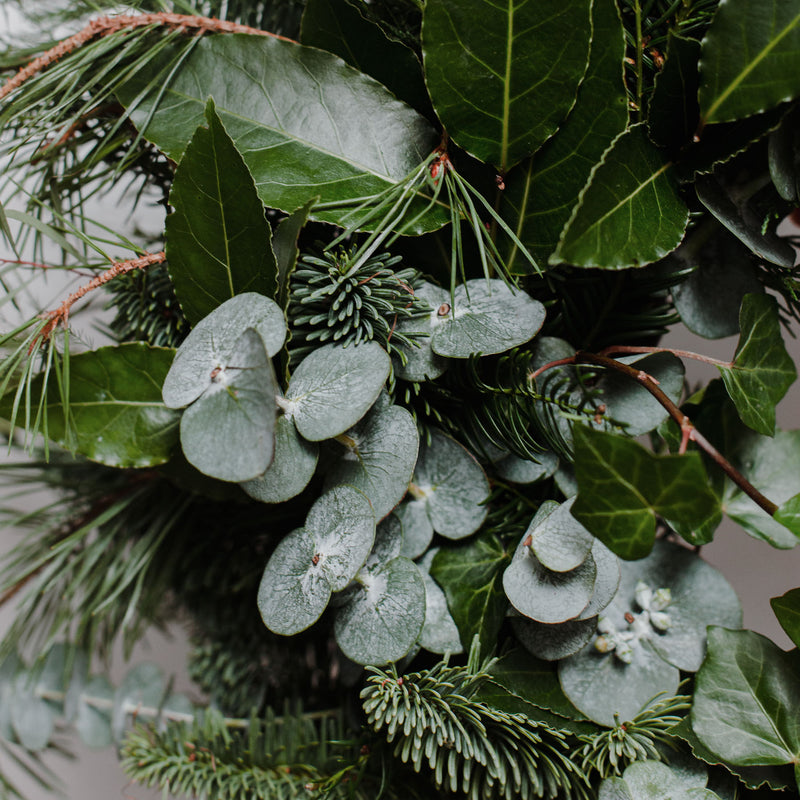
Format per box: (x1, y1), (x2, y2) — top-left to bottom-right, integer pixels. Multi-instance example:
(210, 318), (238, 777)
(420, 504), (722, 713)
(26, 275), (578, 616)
(361, 659), (592, 800)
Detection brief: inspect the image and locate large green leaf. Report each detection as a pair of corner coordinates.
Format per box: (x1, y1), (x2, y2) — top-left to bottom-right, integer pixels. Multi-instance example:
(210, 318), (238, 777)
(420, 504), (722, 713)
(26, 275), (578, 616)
(698, 0), (800, 126)
(120, 34), (443, 232)
(692, 627), (800, 784)
(430, 532), (509, 655)
(501, 0), (628, 270)
(552, 124), (689, 269)
(165, 101), (277, 326)
(0, 344), (179, 468)
(771, 587), (800, 649)
(422, 0), (592, 170)
(718, 293), (797, 436)
(571, 426), (720, 560)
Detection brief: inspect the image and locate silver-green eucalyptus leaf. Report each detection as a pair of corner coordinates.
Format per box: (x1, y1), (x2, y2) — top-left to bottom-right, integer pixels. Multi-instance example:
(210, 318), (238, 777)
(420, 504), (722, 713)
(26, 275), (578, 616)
(75, 676), (113, 748)
(577, 539), (620, 620)
(495, 451), (558, 484)
(9, 674), (56, 751)
(417, 550), (463, 655)
(394, 281), (449, 382)
(528, 498), (594, 573)
(396, 499), (435, 559)
(511, 614), (598, 661)
(112, 663), (164, 742)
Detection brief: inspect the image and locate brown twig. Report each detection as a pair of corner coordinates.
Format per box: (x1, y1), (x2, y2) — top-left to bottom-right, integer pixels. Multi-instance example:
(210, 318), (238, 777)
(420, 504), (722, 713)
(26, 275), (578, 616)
(0, 13), (292, 102)
(598, 344), (733, 369)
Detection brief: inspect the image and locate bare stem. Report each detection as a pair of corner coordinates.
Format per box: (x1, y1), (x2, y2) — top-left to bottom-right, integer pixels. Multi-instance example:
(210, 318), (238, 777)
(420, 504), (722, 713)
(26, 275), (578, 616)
(598, 345), (733, 369)
(527, 356), (577, 383)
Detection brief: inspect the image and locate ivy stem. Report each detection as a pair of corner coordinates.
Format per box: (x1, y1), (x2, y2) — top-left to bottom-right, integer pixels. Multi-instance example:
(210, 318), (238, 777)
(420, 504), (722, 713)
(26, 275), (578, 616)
(575, 352), (778, 516)
(634, 0), (644, 116)
(597, 345), (733, 369)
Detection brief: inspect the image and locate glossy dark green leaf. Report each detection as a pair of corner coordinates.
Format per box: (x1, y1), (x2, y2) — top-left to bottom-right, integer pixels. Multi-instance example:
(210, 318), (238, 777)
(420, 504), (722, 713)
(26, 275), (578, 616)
(648, 33), (700, 151)
(178, 328), (278, 482)
(552, 125), (689, 269)
(285, 342), (391, 441)
(769, 105), (800, 201)
(121, 34), (443, 232)
(165, 101), (276, 326)
(501, 0), (628, 270)
(430, 532), (509, 655)
(572, 426), (720, 560)
(698, 0), (800, 125)
(300, 0), (430, 113)
(771, 587), (800, 648)
(0, 344), (179, 469)
(274, 198), (316, 313)
(422, 0), (592, 170)
(324, 402), (419, 520)
(692, 628), (800, 774)
(718, 293), (797, 436)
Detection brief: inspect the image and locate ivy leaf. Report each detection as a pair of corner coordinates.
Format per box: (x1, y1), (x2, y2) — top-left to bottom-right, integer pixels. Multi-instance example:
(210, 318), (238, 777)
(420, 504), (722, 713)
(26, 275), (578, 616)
(771, 587), (800, 648)
(430, 532), (509, 655)
(430, 279), (546, 359)
(120, 34), (443, 233)
(258, 486), (376, 635)
(300, 0), (430, 113)
(0, 344), (179, 469)
(178, 329), (278, 482)
(240, 413), (319, 504)
(552, 124), (689, 270)
(572, 426), (720, 560)
(718, 293), (797, 436)
(334, 556), (425, 665)
(165, 100), (277, 326)
(285, 342), (391, 442)
(410, 428), (490, 539)
(324, 402), (419, 520)
(692, 628), (800, 780)
(698, 0), (800, 126)
(422, 0), (592, 170)
(501, 0), (628, 270)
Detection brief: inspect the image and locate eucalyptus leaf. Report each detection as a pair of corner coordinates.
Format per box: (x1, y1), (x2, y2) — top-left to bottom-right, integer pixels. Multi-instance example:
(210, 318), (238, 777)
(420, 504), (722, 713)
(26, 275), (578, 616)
(334, 555), (425, 664)
(324, 402), (419, 520)
(495, 451), (558, 484)
(393, 282), (449, 382)
(613, 761), (717, 800)
(718, 293), (797, 436)
(112, 663), (164, 742)
(430, 532), (510, 655)
(527, 498), (594, 573)
(0, 344), (179, 469)
(430, 279), (545, 359)
(512, 614), (598, 662)
(422, 0), (591, 170)
(165, 100), (277, 326)
(395, 499), (434, 559)
(9, 675), (56, 751)
(285, 342), (391, 442)
(410, 428), (490, 539)
(572, 426), (720, 560)
(692, 628), (800, 773)
(577, 539), (620, 621)
(240, 413), (318, 504)
(501, 0), (628, 269)
(179, 328), (278, 482)
(75, 676), (113, 748)
(417, 551), (463, 655)
(552, 124), (689, 269)
(771, 587), (800, 649)
(698, 0), (800, 125)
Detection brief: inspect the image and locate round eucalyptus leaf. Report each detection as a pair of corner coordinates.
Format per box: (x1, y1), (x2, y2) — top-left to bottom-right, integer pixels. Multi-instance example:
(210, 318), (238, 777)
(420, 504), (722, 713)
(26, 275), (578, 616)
(112, 662), (165, 742)
(240, 413), (318, 503)
(578, 539), (621, 620)
(529, 497), (594, 573)
(396, 499), (434, 558)
(512, 614), (598, 661)
(413, 428), (490, 539)
(334, 557), (426, 665)
(559, 639), (680, 726)
(257, 527), (332, 635)
(504, 547), (597, 624)
(324, 402), (419, 520)
(417, 550), (463, 654)
(37, 644), (69, 694)
(179, 328), (278, 482)
(159, 693), (195, 731)
(394, 282), (450, 382)
(621, 760), (711, 800)
(304, 485), (376, 591)
(369, 514), (404, 564)
(598, 777), (634, 800)
(615, 540), (741, 672)
(495, 450), (558, 484)
(431, 279), (546, 358)
(162, 292), (286, 408)
(75, 676), (113, 748)
(10, 674), (56, 751)
(286, 342), (391, 441)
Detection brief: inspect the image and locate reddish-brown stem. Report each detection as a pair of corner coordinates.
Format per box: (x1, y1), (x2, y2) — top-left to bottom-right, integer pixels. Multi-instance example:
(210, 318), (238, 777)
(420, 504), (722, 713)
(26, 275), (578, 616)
(575, 351), (778, 516)
(35, 251), (165, 344)
(0, 13), (291, 102)
(527, 356), (577, 383)
(598, 344), (733, 369)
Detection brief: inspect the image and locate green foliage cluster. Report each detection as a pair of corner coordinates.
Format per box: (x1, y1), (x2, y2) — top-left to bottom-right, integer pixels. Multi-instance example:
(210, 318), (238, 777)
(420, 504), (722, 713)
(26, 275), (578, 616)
(1, 0), (800, 798)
